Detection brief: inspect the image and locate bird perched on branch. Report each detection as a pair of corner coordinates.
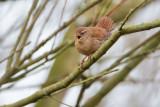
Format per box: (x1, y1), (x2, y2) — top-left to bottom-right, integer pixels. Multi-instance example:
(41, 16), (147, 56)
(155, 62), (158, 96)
(75, 16), (115, 69)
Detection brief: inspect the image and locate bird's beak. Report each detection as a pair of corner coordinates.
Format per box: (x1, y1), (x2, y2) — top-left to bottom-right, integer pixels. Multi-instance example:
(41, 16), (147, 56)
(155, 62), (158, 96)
(75, 34), (81, 40)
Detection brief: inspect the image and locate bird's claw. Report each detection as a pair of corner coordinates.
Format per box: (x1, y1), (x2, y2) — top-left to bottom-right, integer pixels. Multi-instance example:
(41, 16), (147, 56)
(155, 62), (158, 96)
(88, 54), (93, 62)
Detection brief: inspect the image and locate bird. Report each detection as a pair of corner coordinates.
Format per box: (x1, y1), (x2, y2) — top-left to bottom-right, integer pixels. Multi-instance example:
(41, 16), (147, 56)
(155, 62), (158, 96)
(75, 16), (115, 69)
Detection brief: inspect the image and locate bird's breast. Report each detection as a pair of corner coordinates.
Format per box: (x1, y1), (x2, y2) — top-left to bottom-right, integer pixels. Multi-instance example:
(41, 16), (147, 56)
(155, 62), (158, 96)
(75, 37), (104, 56)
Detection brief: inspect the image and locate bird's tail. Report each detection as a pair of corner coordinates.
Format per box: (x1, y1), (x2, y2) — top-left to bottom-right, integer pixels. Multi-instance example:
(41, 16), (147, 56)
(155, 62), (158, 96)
(96, 16), (115, 32)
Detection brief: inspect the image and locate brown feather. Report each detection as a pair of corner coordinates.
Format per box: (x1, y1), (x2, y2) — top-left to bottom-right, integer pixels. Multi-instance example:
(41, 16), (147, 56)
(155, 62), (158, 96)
(96, 16), (115, 32)
(88, 27), (111, 40)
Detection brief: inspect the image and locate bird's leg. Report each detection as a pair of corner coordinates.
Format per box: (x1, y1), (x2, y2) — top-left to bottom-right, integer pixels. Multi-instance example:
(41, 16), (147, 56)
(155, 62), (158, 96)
(80, 54), (93, 70)
(80, 56), (87, 70)
(88, 54), (93, 62)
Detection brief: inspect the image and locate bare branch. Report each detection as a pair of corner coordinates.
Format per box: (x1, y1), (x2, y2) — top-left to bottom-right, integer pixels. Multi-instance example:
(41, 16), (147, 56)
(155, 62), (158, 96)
(13, 0), (49, 67)
(119, 0), (147, 30)
(18, 0), (103, 66)
(6, 0), (38, 72)
(82, 30), (160, 107)
(0, 42), (31, 63)
(35, 0), (58, 46)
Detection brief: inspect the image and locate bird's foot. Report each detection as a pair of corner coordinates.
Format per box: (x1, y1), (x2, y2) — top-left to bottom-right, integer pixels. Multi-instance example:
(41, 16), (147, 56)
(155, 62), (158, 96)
(80, 56), (87, 71)
(88, 54), (93, 62)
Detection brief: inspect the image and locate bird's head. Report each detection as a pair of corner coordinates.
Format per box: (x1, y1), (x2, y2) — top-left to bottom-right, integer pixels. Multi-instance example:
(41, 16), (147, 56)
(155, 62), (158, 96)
(75, 27), (88, 42)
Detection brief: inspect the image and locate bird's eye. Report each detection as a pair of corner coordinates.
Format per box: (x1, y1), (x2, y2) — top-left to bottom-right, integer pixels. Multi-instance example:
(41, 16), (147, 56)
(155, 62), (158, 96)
(81, 32), (85, 35)
(81, 30), (87, 35)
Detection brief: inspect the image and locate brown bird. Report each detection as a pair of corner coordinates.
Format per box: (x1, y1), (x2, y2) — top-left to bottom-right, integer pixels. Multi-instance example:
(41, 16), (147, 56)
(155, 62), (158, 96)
(75, 16), (115, 69)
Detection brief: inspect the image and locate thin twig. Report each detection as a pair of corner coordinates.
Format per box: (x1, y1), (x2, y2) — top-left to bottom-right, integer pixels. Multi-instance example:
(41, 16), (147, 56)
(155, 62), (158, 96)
(82, 31), (160, 107)
(18, 41), (73, 72)
(6, 0), (38, 72)
(99, 0), (112, 18)
(81, 31), (160, 88)
(105, 30), (159, 71)
(17, 42), (67, 71)
(18, 0), (102, 66)
(8, 41), (74, 83)
(52, 69), (118, 95)
(8, 66), (49, 83)
(0, 42), (31, 63)
(72, 0), (148, 91)
(50, 0), (68, 50)
(106, 0), (126, 17)
(1, 18), (160, 106)
(0, 84), (15, 92)
(119, 0), (147, 30)
(25, 0), (49, 32)
(92, 0), (112, 26)
(49, 95), (73, 107)
(75, 84), (86, 107)
(0, 13), (160, 107)
(35, 0), (58, 46)
(0, 0), (102, 87)
(121, 46), (160, 64)
(13, 0), (49, 68)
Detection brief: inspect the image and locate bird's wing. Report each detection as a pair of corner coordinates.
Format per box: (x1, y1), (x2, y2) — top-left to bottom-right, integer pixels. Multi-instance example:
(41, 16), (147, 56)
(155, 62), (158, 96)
(90, 27), (111, 41)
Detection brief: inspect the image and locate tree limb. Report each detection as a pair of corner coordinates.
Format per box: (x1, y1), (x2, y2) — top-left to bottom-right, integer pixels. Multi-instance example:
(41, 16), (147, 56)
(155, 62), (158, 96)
(1, 18), (160, 107)
(82, 30), (160, 107)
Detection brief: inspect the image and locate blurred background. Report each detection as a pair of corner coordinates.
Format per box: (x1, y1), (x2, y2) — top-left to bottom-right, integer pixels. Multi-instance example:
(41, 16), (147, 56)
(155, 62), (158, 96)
(0, 0), (160, 107)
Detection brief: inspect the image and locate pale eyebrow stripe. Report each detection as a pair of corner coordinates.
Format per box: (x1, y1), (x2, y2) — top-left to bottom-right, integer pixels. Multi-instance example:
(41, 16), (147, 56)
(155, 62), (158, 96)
(81, 30), (87, 33)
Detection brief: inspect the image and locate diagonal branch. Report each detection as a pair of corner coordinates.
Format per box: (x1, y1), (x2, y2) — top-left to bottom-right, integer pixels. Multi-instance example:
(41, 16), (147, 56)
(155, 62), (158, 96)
(0, 0), (103, 88)
(6, 0), (38, 72)
(82, 30), (160, 107)
(0, 42), (31, 64)
(8, 41), (74, 83)
(35, 0), (58, 46)
(18, 0), (103, 66)
(66, 29), (160, 97)
(106, 0), (126, 17)
(119, 0), (147, 30)
(13, 0), (49, 67)
(1, 18), (160, 107)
